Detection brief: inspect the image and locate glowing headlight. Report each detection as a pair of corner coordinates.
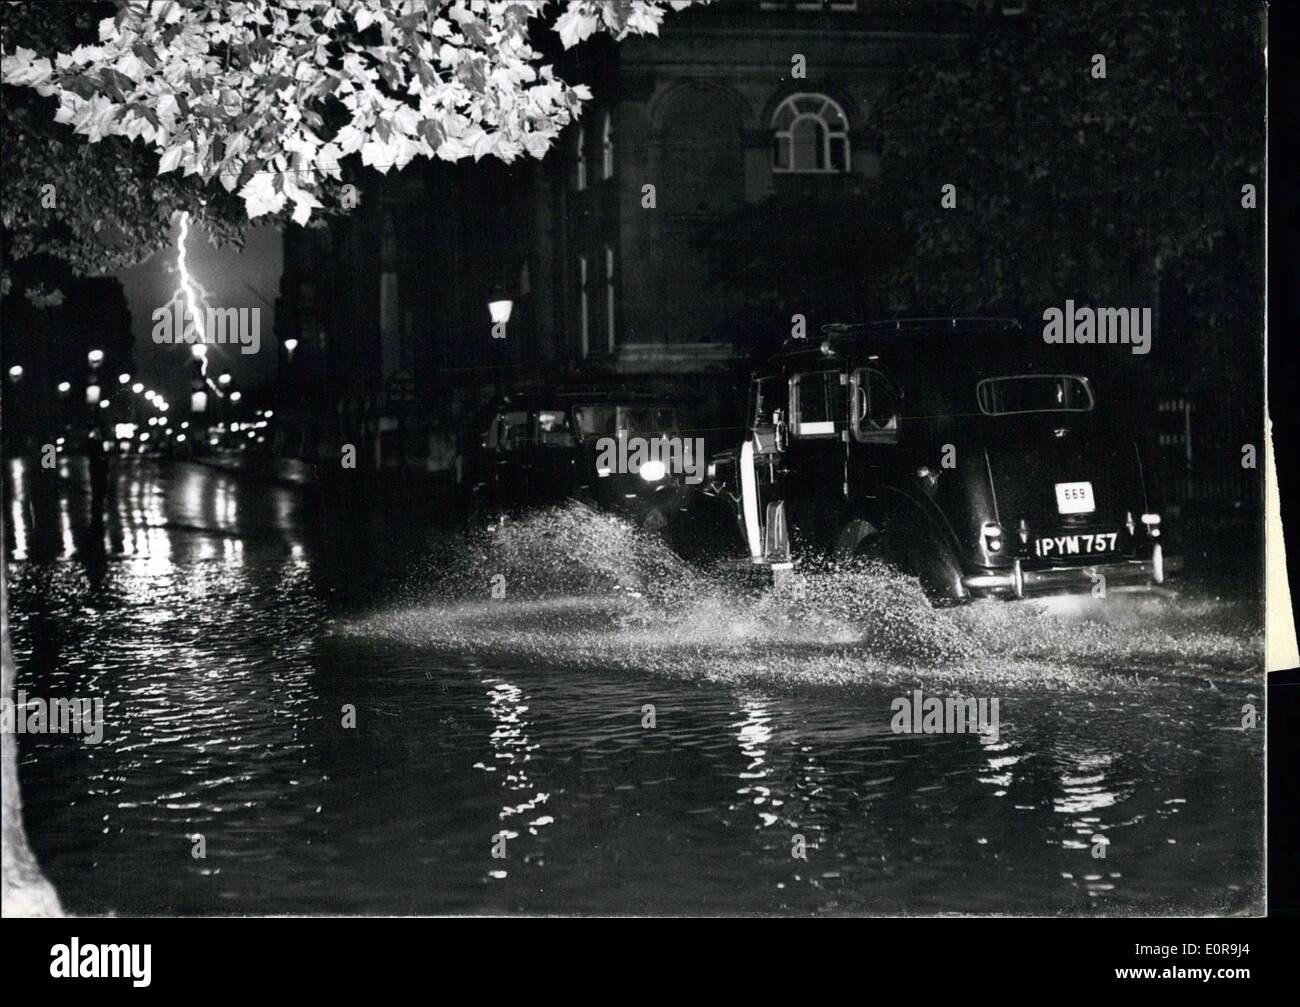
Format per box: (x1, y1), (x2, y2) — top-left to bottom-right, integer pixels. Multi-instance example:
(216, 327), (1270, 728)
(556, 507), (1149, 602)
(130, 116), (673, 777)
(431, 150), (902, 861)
(639, 460), (667, 482)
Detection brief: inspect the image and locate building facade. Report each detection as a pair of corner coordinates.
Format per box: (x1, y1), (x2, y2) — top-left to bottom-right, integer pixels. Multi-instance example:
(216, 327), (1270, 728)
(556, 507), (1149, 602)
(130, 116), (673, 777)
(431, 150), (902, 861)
(274, 1), (978, 471)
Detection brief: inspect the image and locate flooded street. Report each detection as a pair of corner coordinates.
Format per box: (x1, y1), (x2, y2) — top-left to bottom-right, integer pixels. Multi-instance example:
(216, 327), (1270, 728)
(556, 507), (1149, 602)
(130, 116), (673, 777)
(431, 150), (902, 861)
(4, 457), (1263, 916)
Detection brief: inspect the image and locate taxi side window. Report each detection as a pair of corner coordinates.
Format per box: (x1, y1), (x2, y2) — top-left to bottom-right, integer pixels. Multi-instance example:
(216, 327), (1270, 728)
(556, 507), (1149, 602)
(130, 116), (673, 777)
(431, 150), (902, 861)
(852, 368), (902, 442)
(752, 377), (787, 427)
(574, 405), (617, 439)
(790, 370), (845, 438)
(537, 409), (576, 447)
(491, 411), (531, 452)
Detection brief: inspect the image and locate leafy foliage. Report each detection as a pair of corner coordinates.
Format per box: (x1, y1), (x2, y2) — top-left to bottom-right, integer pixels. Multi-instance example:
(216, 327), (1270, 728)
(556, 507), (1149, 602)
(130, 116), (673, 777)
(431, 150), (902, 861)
(2, 0), (702, 233)
(871, 0), (1265, 315)
(0, 1), (250, 293)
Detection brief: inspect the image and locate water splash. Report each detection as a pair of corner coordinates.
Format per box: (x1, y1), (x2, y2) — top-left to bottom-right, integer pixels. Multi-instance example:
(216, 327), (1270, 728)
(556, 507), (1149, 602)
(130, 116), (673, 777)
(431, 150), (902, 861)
(343, 502), (1261, 694)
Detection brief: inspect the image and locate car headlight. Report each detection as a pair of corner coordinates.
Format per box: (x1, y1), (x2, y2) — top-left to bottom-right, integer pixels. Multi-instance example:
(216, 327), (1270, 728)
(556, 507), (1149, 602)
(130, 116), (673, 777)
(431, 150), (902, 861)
(639, 460), (666, 482)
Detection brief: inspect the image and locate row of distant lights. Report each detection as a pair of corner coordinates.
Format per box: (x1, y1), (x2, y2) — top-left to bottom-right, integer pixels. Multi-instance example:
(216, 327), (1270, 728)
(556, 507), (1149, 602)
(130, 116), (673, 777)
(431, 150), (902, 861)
(7, 364), (242, 405)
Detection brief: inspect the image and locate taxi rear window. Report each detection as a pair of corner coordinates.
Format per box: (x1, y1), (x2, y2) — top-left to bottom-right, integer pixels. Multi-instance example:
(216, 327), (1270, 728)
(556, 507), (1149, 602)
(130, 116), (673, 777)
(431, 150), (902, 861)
(976, 375), (1094, 416)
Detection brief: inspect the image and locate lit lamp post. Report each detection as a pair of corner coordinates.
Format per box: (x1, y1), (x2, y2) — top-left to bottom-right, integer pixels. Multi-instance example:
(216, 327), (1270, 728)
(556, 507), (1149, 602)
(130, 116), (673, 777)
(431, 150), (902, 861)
(85, 349), (103, 409)
(56, 380), (71, 434)
(488, 288), (514, 329)
(488, 287), (514, 394)
(5, 366), (22, 453)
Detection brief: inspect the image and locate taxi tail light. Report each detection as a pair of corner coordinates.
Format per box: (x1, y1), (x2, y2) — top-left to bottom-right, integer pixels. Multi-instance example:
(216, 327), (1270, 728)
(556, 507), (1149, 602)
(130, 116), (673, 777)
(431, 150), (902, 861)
(981, 521), (1004, 553)
(1141, 512), (1161, 538)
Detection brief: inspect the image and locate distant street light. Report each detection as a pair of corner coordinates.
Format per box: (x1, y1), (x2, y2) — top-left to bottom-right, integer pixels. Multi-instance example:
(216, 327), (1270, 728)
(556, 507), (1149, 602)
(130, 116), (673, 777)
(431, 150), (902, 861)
(283, 338), (299, 360)
(218, 372), (233, 386)
(87, 349), (104, 366)
(7, 364), (22, 382)
(118, 372), (131, 384)
(132, 382), (144, 394)
(86, 383), (101, 407)
(191, 344), (208, 360)
(57, 381), (71, 394)
(99, 400), (110, 410)
(230, 390), (243, 404)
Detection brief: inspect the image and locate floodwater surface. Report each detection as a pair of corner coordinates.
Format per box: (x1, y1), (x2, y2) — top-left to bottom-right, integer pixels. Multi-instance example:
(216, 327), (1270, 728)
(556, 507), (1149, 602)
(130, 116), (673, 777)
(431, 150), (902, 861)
(4, 457), (1264, 915)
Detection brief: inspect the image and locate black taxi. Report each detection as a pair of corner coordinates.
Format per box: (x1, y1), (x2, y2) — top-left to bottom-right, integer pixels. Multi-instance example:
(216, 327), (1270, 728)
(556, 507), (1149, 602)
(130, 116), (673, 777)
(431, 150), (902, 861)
(703, 318), (1170, 601)
(462, 386), (699, 535)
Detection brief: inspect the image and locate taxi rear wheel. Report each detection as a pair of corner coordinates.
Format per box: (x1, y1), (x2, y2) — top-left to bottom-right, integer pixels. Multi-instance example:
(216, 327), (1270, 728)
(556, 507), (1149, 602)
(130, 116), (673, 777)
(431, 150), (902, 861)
(834, 518), (883, 562)
(878, 511), (967, 606)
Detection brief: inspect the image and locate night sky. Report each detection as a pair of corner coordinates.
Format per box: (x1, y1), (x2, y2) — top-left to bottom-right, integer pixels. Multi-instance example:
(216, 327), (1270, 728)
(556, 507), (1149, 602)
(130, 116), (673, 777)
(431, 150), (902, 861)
(114, 220), (282, 405)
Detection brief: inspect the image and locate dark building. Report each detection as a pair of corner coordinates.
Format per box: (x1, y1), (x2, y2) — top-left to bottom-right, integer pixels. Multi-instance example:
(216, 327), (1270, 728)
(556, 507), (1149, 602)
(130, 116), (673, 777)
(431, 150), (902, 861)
(275, 0), (976, 472)
(2, 265), (134, 454)
(273, 0), (1260, 545)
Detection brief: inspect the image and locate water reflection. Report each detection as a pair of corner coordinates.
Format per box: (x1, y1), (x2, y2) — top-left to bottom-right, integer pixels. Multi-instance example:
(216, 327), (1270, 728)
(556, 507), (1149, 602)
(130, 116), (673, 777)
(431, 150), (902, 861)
(474, 677), (552, 878)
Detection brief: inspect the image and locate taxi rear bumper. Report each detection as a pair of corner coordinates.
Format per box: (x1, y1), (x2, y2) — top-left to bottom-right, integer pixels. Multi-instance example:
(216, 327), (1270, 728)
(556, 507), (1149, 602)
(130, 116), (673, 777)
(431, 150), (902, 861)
(962, 545), (1180, 599)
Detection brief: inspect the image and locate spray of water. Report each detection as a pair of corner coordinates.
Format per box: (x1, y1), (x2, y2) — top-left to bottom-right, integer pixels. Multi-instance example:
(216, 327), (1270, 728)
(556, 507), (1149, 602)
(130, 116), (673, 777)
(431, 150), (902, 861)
(343, 502), (1260, 694)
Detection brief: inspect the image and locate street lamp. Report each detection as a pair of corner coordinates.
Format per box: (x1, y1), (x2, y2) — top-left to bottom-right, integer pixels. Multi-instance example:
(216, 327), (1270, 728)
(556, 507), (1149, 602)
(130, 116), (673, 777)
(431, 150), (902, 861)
(191, 344), (207, 360)
(57, 381), (71, 394)
(283, 338), (299, 360)
(7, 365), (22, 382)
(87, 349), (104, 367)
(218, 372), (232, 387)
(488, 288), (514, 325)
(118, 372), (131, 385)
(229, 390), (242, 404)
(132, 382), (144, 394)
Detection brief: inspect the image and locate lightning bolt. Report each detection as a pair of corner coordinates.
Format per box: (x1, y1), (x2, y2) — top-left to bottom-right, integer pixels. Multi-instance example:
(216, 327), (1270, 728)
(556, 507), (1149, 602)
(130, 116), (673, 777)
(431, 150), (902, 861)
(173, 211), (222, 394)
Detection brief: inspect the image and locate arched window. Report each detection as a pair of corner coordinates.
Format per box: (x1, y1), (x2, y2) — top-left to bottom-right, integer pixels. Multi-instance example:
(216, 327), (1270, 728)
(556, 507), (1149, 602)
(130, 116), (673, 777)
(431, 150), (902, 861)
(601, 112), (614, 180)
(772, 93), (850, 173)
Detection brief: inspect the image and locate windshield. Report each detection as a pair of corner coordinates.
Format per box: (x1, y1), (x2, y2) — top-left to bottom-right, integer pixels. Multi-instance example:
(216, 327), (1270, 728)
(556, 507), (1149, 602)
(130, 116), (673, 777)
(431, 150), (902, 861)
(976, 375), (1095, 416)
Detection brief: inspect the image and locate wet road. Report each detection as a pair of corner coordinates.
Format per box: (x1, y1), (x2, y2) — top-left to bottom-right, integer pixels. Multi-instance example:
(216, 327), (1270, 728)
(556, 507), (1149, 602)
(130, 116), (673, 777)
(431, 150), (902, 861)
(3, 456), (1264, 915)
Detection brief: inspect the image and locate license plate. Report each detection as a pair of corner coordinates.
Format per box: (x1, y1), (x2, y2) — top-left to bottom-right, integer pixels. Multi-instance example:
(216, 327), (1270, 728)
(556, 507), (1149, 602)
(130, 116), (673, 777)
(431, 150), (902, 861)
(1054, 481), (1095, 514)
(1035, 532), (1118, 558)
